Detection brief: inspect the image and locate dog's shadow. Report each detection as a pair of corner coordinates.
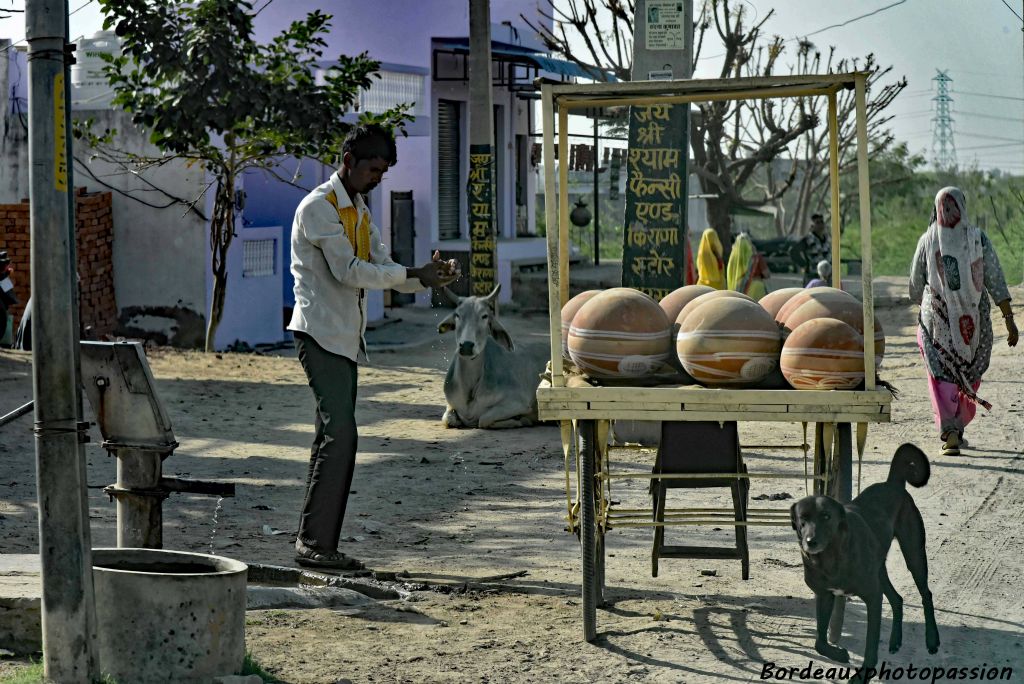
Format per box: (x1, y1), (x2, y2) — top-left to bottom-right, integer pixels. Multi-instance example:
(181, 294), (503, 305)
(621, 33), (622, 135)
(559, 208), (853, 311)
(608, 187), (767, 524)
(594, 591), (1020, 682)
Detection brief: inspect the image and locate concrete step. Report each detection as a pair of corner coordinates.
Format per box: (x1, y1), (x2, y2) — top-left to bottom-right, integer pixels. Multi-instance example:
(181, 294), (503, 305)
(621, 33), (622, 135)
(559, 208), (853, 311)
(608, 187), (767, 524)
(0, 554), (41, 655)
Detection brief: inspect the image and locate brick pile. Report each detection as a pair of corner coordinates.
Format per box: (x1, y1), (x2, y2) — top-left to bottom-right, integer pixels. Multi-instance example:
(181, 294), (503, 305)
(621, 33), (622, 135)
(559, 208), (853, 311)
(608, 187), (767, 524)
(0, 188), (117, 338)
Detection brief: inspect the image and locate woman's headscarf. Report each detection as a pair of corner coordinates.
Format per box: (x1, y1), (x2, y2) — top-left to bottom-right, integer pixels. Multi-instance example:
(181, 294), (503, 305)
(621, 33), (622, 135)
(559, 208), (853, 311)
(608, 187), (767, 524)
(920, 186), (989, 408)
(696, 228), (725, 290)
(727, 233), (755, 293)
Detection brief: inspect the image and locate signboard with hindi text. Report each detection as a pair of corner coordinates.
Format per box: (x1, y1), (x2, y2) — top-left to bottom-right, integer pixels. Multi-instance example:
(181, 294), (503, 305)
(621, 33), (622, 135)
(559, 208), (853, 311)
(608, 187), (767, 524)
(621, 104), (689, 299)
(468, 144), (496, 295)
(645, 0), (685, 50)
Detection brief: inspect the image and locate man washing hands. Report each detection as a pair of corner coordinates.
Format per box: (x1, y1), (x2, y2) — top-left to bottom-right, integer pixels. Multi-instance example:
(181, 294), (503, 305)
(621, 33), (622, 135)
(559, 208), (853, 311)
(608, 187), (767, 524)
(286, 123), (460, 569)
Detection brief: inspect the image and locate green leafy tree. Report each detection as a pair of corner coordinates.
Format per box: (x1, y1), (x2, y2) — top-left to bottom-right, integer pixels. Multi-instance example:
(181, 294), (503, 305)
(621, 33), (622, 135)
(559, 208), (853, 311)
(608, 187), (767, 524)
(79, 0), (410, 351)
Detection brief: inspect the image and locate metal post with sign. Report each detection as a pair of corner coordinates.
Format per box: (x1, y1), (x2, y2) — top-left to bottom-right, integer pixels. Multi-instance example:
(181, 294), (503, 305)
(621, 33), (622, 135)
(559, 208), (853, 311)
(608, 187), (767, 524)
(621, 0), (694, 299)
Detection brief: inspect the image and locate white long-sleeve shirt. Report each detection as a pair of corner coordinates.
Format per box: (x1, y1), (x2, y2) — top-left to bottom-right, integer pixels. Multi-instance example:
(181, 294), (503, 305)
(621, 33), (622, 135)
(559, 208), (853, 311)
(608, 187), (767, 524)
(287, 172), (424, 362)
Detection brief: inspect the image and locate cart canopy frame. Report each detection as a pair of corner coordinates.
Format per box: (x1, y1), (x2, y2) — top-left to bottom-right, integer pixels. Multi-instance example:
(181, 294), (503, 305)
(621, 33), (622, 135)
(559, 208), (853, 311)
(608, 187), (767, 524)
(539, 72), (878, 402)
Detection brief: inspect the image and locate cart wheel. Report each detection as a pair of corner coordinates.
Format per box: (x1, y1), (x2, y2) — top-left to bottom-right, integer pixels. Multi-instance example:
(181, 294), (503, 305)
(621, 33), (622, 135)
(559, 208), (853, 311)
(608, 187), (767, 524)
(578, 419), (598, 642)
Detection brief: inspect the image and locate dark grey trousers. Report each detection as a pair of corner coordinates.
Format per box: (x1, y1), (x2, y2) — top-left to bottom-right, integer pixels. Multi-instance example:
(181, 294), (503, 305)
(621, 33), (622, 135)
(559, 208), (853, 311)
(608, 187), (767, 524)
(294, 331), (358, 552)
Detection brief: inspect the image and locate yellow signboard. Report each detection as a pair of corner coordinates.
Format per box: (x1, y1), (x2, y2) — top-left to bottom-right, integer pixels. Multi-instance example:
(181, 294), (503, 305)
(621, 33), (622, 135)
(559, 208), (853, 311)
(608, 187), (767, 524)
(54, 73), (67, 192)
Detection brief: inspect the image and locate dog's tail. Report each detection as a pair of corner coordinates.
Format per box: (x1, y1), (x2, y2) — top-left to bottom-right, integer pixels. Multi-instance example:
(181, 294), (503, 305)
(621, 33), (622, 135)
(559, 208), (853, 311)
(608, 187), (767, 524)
(887, 443), (930, 489)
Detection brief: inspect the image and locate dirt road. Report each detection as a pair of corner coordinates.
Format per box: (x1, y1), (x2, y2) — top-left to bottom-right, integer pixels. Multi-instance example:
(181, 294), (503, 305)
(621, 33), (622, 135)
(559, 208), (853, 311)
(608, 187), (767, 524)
(1, 289), (1022, 683)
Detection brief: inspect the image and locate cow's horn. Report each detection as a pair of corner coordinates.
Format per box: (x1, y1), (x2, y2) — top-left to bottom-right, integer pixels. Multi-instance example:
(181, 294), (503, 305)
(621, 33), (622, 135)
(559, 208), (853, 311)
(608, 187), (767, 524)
(441, 286), (462, 307)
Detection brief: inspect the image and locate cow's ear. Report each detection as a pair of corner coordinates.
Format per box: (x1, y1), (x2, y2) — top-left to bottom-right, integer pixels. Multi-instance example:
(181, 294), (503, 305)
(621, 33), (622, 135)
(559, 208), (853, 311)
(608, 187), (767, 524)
(438, 313), (455, 334)
(489, 317), (515, 351)
(789, 503), (799, 531)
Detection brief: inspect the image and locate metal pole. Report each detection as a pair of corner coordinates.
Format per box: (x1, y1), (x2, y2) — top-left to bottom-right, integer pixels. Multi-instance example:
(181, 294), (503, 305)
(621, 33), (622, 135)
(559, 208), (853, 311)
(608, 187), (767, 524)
(26, 0), (99, 678)
(592, 111), (599, 265)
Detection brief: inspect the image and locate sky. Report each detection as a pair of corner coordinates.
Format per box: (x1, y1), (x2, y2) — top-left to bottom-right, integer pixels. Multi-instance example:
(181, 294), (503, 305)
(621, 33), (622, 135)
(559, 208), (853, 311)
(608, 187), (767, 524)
(1, 0), (1022, 172)
(706, 0), (1024, 173)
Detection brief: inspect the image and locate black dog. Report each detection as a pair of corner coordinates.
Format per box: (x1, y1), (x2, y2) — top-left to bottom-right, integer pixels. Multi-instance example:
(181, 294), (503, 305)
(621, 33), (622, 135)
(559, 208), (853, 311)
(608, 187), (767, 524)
(790, 443), (940, 682)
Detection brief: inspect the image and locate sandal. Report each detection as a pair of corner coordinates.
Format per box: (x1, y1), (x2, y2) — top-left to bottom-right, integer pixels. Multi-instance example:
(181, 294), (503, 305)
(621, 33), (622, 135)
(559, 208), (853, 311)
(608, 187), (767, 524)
(941, 431), (961, 456)
(295, 543), (364, 570)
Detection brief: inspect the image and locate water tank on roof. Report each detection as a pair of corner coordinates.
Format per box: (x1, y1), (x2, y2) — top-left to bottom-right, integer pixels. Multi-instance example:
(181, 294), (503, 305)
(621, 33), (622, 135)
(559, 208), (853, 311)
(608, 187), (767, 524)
(71, 30), (121, 109)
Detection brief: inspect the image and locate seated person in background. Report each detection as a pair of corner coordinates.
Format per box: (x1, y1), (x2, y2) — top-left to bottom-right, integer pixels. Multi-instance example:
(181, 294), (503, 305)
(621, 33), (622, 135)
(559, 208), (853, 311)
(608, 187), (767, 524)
(800, 213), (832, 284)
(805, 260), (832, 289)
(727, 233), (770, 301)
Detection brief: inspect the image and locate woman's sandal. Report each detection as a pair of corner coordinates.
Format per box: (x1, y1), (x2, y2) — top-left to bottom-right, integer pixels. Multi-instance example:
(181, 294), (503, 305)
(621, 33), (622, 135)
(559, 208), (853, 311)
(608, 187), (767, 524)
(294, 545), (364, 570)
(941, 431), (961, 456)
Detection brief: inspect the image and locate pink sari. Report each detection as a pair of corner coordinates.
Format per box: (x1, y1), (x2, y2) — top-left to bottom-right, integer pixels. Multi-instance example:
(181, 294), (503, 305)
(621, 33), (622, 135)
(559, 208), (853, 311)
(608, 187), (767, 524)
(918, 328), (980, 435)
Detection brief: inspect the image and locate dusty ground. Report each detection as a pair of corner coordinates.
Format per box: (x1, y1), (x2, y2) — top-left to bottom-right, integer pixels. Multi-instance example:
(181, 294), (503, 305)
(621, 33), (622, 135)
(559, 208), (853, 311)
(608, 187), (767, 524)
(1, 283), (1023, 683)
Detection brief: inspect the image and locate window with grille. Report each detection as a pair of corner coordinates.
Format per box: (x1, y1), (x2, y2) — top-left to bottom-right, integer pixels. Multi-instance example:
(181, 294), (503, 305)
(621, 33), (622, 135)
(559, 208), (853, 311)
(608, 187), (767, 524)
(317, 68), (426, 117)
(243, 238), (276, 278)
(360, 71), (426, 116)
(437, 99), (461, 240)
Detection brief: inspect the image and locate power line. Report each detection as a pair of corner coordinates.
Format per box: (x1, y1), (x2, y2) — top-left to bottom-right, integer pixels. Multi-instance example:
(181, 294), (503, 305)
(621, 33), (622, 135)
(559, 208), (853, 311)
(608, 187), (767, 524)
(953, 90), (1024, 102)
(69, 0), (94, 17)
(0, 0), (95, 54)
(697, 0), (909, 61)
(253, 0), (275, 17)
(955, 131), (1024, 143)
(999, 0), (1024, 22)
(895, 110), (937, 119)
(957, 141), (1024, 152)
(954, 110), (1024, 123)
(803, 0), (909, 37)
(954, 68), (1020, 78)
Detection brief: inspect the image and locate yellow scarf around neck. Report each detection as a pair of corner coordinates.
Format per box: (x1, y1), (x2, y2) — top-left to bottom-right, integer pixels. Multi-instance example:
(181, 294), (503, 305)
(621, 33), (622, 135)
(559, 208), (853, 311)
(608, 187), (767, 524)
(325, 189), (371, 262)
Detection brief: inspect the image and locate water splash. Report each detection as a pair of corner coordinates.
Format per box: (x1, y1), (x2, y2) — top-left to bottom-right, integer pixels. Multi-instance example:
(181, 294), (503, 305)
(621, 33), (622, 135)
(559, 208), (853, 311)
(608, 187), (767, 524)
(208, 496), (224, 555)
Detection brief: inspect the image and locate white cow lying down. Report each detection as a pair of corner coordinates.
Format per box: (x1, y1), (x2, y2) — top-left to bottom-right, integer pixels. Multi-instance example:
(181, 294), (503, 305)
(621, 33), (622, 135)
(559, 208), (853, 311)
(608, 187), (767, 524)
(437, 285), (544, 429)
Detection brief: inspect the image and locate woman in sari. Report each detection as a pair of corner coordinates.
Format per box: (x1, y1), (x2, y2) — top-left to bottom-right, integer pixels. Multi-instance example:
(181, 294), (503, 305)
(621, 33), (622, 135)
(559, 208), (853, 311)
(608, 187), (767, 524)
(696, 228), (725, 289)
(910, 187), (1018, 456)
(726, 232), (770, 300)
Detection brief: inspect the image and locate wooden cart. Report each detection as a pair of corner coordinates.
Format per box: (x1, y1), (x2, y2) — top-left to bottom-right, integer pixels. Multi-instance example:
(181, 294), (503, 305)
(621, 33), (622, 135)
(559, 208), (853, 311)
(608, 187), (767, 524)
(535, 73), (893, 642)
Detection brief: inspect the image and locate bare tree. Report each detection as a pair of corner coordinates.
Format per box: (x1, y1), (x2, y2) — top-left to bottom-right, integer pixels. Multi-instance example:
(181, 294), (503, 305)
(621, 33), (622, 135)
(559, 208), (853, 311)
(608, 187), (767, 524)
(781, 47), (906, 237)
(523, 0), (906, 254)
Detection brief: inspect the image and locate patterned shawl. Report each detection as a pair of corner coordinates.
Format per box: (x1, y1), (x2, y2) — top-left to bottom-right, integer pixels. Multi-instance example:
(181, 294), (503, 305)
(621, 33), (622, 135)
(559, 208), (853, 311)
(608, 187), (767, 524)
(920, 187), (990, 409)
